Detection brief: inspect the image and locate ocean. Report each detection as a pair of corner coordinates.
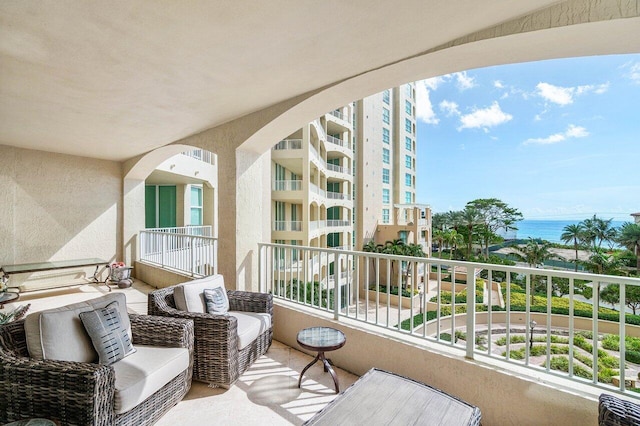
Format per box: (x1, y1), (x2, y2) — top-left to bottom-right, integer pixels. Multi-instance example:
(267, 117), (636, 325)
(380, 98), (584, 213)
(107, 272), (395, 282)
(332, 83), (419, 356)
(501, 219), (627, 244)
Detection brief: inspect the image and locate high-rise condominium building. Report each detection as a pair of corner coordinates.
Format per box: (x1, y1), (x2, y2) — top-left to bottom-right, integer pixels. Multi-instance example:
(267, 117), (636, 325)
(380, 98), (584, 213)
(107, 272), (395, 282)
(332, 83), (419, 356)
(271, 83), (430, 256)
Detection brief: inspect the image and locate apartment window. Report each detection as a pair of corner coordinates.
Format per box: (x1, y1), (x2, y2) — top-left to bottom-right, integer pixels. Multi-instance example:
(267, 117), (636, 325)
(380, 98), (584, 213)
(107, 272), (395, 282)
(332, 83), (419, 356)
(398, 230), (409, 243)
(190, 185), (203, 226)
(405, 136), (412, 151)
(382, 148), (390, 164)
(382, 168), (389, 184)
(383, 90), (390, 104)
(382, 188), (390, 204)
(382, 127), (390, 144)
(405, 191), (412, 203)
(405, 173), (412, 187)
(405, 84), (412, 98)
(405, 118), (411, 132)
(405, 100), (411, 114)
(383, 108), (390, 124)
(382, 209), (390, 224)
(405, 155), (412, 169)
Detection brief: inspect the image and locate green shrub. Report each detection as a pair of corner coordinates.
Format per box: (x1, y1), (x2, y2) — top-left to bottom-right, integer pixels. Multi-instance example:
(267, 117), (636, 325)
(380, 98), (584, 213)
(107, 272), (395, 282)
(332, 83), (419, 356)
(550, 356), (569, 372)
(626, 350), (640, 364)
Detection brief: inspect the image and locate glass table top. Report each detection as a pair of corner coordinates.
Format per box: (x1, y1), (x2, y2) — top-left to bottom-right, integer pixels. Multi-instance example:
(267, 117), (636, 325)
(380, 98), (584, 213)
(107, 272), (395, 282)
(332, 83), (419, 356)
(297, 326), (346, 350)
(1, 258), (108, 274)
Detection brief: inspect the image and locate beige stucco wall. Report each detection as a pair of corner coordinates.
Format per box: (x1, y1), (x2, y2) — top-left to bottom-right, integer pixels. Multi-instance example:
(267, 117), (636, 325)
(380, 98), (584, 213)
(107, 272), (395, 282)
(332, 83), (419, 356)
(0, 145), (121, 290)
(274, 301), (601, 426)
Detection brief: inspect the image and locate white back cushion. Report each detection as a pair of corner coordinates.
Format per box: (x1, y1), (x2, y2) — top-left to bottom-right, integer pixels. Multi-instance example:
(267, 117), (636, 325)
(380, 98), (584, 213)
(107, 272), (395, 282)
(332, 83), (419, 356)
(173, 274), (225, 313)
(24, 293), (131, 362)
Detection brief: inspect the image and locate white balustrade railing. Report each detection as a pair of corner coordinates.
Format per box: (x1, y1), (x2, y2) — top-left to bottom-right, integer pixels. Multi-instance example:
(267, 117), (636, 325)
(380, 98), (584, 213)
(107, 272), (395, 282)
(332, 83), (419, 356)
(273, 139), (303, 150)
(326, 162), (351, 175)
(326, 134), (352, 150)
(329, 109), (351, 124)
(140, 229), (217, 277)
(181, 149), (216, 165)
(145, 225), (212, 237)
(258, 242), (640, 398)
(326, 192), (350, 201)
(273, 180), (302, 191)
(273, 220), (302, 232)
(327, 220), (350, 227)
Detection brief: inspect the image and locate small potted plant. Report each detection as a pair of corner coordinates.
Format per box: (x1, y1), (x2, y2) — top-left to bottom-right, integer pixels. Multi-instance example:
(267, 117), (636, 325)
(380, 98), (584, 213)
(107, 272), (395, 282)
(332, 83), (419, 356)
(108, 262), (134, 288)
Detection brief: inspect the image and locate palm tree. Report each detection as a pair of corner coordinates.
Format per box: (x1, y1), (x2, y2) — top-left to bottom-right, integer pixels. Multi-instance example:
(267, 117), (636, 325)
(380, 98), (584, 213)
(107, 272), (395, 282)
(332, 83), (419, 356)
(510, 238), (562, 268)
(459, 207), (481, 259)
(509, 238), (564, 303)
(561, 223), (584, 271)
(433, 229), (446, 259)
(582, 215), (615, 251)
(401, 243), (426, 288)
(617, 222), (640, 273)
(444, 229), (463, 260)
(580, 248), (622, 276)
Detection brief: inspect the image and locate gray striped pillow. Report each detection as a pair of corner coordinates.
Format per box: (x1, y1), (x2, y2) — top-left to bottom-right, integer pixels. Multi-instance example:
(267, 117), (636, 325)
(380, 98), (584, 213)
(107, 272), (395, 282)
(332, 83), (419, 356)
(79, 301), (136, 365)
(204, 287), (229, 314)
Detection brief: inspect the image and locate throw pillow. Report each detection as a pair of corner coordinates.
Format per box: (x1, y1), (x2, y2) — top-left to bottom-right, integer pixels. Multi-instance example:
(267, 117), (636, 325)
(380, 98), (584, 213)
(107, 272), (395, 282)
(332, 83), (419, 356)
(79, 301), (136, 365)
(204, 287), (229, 314)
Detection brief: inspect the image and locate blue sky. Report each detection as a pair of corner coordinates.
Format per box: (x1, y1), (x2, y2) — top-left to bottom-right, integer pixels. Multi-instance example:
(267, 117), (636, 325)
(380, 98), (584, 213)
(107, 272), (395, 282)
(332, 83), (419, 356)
(414, 54), (640, 221)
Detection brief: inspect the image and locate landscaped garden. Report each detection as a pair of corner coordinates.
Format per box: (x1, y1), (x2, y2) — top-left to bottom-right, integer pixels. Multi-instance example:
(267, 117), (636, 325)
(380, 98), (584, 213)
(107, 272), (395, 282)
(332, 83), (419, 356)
(400, 278), (640, 390)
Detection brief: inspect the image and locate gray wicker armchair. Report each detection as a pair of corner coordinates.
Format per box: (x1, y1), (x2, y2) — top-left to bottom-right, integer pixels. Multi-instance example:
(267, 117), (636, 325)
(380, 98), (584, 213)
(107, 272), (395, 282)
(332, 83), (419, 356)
(148, 285), (273, 387)
(599, 393), (640, 426)
(0, 314), (194, 426)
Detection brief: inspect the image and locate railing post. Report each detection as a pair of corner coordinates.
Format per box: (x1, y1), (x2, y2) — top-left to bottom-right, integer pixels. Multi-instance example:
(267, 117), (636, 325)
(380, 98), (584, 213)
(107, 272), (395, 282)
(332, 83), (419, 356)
(334, 253), (341, 320)
(161, 233), (166, 268)
(465, 265), (475, 359)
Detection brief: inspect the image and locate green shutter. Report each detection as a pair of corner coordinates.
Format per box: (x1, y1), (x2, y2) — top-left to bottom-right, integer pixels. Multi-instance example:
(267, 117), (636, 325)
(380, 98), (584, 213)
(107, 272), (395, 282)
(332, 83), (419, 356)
(145, 186), (157, 228)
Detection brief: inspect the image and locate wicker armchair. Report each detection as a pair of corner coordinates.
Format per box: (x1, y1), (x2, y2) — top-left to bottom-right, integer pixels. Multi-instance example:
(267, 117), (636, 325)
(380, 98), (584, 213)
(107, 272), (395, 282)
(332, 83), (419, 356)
(148, 285), (273, 387)
(0, 314), (194, 426)
(599, 393), (640, 426)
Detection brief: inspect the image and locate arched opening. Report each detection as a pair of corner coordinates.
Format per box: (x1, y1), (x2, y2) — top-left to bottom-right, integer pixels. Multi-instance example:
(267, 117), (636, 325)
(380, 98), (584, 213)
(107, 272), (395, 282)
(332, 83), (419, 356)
(122, 144), (218, 279)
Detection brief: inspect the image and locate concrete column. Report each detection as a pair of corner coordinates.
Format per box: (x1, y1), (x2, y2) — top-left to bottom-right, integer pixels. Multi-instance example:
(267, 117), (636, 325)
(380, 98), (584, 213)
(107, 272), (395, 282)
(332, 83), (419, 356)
(216, 143), (271, 292)
(122, 178), (146, 267)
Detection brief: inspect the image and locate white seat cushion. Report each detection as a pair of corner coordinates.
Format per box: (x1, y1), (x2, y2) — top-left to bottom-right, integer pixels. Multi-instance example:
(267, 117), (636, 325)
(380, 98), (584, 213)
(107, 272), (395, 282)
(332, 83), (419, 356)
(112, 345), (190, 414)
(24, 293), (131, 362)
(229, 312), (271, 350)
(173, 274), (225, 313)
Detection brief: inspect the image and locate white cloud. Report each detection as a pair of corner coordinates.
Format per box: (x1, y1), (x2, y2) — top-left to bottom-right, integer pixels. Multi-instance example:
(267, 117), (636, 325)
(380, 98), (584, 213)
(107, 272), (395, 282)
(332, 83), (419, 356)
(494, 80), (504, 89)
(454, 72), (476, 91)
(439, 100), (460, 116)
(458, 101), (512, 131)
(524, 124), (589, 145)
(536, 83), (574, 105)
(415, 80), (439, 125)
(422, 76), (449, 90)
(536, 82), (609, 105)
(624, 62), (640, 84)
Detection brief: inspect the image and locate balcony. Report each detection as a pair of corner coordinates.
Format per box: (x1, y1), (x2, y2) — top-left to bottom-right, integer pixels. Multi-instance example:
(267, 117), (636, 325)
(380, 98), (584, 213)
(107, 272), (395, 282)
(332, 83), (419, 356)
(325, 134), (352, 150)
(9, 237), (639, 424)
(140, 227), (217, 277)
(272, 139), (303, 150)
(273, 220), (302, 232)
(272, 179), (302, 191)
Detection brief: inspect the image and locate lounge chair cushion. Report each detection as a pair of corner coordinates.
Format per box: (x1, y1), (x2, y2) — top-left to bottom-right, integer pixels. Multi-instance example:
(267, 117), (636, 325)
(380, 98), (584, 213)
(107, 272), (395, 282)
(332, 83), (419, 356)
(229, 312), (271, 350)
(112, 345), (190, 414)
(79, 301), (136, 365)
(173, 274), (225, 313)
(24, 293), (132, 362)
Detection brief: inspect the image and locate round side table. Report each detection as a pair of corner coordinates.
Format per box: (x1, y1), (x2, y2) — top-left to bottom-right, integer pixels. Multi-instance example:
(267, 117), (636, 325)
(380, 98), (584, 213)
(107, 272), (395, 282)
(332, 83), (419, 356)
(0, 291), (19, 309)
(297, 326), (346, 393)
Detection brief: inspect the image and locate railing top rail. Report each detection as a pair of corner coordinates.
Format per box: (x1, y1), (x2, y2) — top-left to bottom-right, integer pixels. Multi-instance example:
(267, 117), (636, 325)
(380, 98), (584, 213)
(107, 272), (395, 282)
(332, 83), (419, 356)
(258, 242), (640, 285)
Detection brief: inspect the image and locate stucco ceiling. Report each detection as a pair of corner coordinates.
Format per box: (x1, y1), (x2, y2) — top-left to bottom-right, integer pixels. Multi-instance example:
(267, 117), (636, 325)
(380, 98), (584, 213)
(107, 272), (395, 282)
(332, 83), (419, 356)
(0, 1), (637, 161)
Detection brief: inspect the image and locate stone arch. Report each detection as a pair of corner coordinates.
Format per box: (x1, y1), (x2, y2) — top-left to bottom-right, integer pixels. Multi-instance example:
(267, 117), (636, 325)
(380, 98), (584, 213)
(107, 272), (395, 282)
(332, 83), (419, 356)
(122, 144), (218, 266)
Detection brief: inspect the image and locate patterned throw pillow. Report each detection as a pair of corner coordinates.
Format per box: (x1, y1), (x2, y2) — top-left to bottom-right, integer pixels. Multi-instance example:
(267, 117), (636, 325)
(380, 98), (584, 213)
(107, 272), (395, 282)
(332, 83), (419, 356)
(79, 301), (136, 365)
(203, 287), (229, 314)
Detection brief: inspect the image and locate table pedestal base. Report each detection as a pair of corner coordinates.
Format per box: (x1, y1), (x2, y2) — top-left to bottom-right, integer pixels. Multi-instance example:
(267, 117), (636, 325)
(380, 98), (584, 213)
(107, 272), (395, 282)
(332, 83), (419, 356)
(298, 351), (340, 394)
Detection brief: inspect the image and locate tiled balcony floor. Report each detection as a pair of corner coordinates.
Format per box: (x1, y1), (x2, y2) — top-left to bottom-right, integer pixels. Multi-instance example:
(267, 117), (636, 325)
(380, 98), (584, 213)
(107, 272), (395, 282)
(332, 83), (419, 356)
(5, 280), (359, 425)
